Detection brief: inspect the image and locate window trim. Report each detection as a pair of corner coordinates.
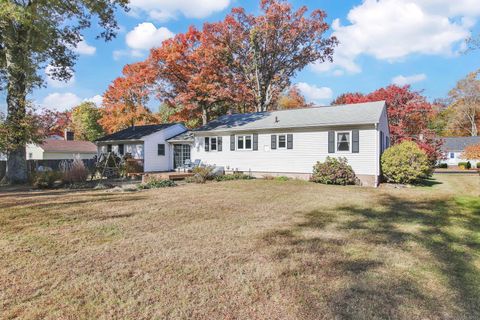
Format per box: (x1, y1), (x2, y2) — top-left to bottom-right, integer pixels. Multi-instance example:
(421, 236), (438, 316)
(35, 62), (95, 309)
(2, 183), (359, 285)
(210, 137), (217, 151)
(336, 131), (352, 153)
(158, 143), (165, 156)
(237, 134), (253, 150)
(449, 152), (455, 159)
(205, 136), (221, 152)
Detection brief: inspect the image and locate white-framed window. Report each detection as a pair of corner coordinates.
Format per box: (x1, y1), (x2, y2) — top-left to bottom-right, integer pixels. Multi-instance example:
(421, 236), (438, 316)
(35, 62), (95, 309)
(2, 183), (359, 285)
(450, 152), (455, 159)
(278, 134), (286, 149)
(204, 136), (221, 152)
(336, 131), (351, 152)
(211, 137), (217, 151)
(237, 134), (252, 150)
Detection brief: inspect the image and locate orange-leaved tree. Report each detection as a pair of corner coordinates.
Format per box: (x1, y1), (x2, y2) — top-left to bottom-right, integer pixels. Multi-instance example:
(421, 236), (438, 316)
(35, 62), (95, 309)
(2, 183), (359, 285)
(101, 61), (160, 133)
(207, 0), (337, 112)
(461, 144), (480, 160)
(277, 86), (308, 110)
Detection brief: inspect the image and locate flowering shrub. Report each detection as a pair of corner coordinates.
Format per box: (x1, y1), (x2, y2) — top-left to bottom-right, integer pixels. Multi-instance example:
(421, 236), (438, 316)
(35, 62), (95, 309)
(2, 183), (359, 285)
(312, 157), (357, 185)
(381, 141), (431, 184)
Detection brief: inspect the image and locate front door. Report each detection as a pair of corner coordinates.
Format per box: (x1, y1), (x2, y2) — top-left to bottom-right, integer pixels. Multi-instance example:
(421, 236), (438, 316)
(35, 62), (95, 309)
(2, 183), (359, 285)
(173, 144), (191, 169)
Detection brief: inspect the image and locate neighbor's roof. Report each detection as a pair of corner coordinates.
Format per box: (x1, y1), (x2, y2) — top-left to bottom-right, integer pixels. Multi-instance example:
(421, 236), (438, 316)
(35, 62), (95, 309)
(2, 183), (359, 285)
(441, 136), (480, 152)
(96, 124), (177, 142)
(40, 140), (97, 153)
(195, 101), (386, 132)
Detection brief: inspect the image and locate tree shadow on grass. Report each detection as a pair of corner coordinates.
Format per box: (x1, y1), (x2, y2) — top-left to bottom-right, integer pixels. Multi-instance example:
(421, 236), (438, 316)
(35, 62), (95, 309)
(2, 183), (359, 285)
(262, 195), (480, 319)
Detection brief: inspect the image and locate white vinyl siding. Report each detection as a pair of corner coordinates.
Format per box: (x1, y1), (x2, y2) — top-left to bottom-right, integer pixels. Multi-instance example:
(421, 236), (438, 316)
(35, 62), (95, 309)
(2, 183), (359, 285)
(143, 124), (187, 172)
(192, 126), (378, 176)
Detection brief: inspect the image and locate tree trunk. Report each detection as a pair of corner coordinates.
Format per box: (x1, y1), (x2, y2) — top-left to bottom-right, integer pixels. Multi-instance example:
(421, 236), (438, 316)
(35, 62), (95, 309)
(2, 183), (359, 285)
(5, 37), (29, 184)
(201, 105), (208, 126)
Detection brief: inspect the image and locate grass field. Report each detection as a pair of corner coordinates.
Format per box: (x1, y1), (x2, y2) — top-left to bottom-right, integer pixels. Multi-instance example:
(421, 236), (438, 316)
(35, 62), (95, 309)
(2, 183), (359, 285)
(1, 174), (479, 319)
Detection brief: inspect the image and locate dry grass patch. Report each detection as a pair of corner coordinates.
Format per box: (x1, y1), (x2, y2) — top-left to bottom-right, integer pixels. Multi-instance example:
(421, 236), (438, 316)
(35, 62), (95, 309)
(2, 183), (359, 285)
(0, 175), (479, 319)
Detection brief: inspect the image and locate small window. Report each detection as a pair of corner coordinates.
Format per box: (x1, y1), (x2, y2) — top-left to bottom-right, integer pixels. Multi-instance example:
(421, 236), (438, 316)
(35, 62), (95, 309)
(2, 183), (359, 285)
(107, 144), (112, 153)
(237, 135), (252, 150)
(337, 132), (350, 152)
(211, 137), (217, 151)
(28, 153), (33, 159)
(158, 144), (165, 156)
(245, 135), (252, 149)
(118, 144), (124, 155)
(386, 136), (390, 149)
(450, 152), (455, 159)
(278, 135), (286, 149)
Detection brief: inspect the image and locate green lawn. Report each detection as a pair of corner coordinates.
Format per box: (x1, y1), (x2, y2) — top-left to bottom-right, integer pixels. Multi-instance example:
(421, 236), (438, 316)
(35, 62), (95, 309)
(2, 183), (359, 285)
(0, 174), (479, 319)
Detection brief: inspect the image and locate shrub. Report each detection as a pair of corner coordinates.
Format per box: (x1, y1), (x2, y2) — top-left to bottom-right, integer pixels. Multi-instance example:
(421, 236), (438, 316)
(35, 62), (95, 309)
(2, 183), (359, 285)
(214, 173), (255, 181)
(192, 165), (214, 184)
(60, 158), (88, 183)
(457, 161), (471, 169)
(138, 179), (176, 189)
(436, 163), (448, 169)
(275, 176), (291, 181)
(477, 162), (480, 169)
(32, 171), (63, 189)
(312, 157), (357, 185)
(381, 141), (431, 184)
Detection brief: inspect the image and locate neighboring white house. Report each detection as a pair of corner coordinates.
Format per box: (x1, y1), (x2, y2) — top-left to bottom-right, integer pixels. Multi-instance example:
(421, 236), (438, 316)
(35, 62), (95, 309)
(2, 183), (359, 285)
(95, 123), (187, 172)
(26, 140), (97, 160)
(181, 101), (390, 187)
(439, 136), (480, 167)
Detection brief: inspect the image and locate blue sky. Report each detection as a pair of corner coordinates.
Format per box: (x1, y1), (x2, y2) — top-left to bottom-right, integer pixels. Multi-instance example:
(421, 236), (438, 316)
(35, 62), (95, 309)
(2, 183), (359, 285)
(1, 0), (479, 113)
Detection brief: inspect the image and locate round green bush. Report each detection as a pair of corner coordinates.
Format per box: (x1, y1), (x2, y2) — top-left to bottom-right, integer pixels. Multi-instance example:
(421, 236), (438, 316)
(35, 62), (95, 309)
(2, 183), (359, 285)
(381, 141), (431, 184)
(312, 157), (357, 185)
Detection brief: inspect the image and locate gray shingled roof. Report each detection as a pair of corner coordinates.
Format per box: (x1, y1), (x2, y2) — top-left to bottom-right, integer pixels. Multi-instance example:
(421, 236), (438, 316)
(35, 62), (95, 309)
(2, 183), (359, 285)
(96, 124), (177, 142)
(166, 130), (194, 143)
(195, 101), (386, 132)
(441, 136), (480, 152)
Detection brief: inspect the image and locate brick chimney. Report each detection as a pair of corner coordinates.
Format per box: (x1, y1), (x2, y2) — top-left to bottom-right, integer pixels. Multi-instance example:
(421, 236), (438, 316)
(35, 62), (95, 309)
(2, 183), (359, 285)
(64, 129), (74, 141)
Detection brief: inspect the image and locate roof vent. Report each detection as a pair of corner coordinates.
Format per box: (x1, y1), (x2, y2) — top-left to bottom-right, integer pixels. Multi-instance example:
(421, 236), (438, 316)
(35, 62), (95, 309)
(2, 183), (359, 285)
(275, 116), (279, 123)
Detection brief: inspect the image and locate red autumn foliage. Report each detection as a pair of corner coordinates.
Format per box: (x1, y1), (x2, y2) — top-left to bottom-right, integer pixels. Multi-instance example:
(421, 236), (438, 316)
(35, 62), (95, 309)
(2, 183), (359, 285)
(101, 61), (160, 133)
(332, 85), (442, 162)
(36, 109), (72, 137)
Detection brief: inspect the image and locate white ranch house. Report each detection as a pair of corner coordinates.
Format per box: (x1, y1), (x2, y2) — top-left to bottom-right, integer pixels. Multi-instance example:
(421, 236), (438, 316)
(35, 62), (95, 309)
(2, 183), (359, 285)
(438, 136), (480, 167)
(96, 101), (389, 186)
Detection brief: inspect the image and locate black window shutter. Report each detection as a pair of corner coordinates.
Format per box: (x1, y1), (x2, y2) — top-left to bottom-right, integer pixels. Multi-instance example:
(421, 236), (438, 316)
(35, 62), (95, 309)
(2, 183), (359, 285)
(218, 137), (222, 151)
(328, 131), (335, 153)
(271, 135), (277, 150)
(287, 134), (293, 149)
(253, 134), (258, 151)
(352, 129), (359, 153)
(380, 131), (384, 154)
(230, 134), (235, 151)
(204, 137), (210, 152)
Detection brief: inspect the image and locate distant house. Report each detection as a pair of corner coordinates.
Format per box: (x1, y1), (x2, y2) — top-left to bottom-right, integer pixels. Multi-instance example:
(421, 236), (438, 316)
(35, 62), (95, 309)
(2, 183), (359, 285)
(26, 140), (97, 160)
(439, 136), (480, 166)
(169, 101), (390, 187)
(95, 124), (187, 172)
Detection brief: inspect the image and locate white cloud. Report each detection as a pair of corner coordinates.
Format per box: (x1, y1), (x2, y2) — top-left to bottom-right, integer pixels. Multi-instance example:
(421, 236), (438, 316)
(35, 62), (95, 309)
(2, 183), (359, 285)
(73, 38), (96, 55)
(129, 0), (230, 21)
(84, 95), (103, 106)
(296, 82), (333, 103)
(391, 73), (427, 86)
(45, 65), (75, 88)
(126, 23), (175, 50)
(112, 49), (144, 61)
(313, 0), (478, 75)
(42, 93), (81, 112)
